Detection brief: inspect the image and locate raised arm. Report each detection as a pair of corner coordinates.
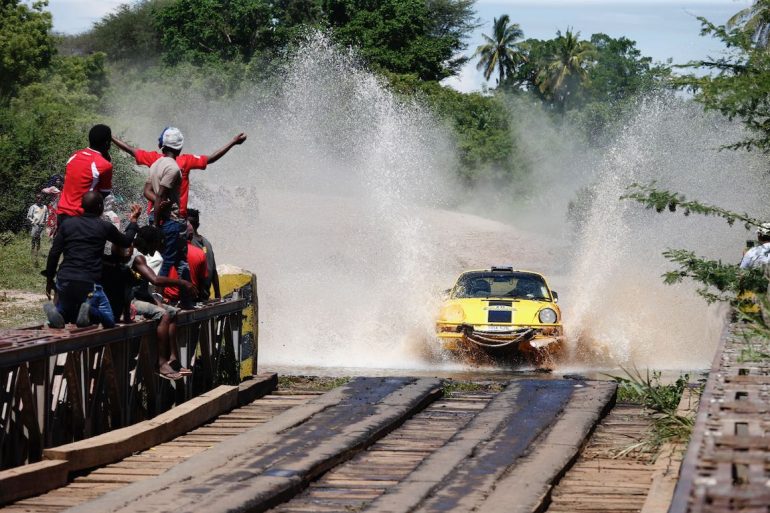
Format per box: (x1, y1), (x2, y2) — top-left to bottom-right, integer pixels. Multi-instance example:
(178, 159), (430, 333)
(107, 204), (141, 247)
(206, 133), (247, 165)
(111, 135), (138, 159)
(133, 254), (198, 297)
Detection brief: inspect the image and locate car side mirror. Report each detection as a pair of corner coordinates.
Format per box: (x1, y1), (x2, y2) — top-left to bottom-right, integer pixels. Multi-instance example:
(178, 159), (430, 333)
(552, 290), (559, 303)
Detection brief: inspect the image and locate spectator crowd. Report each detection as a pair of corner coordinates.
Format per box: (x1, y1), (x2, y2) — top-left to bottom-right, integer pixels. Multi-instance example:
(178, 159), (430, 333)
(35, 124), (246, 380)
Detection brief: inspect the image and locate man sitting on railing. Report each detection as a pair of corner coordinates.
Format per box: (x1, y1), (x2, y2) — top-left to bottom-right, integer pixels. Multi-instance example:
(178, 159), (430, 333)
(43, 192), (140, 329)
(130, 226), (197, 380)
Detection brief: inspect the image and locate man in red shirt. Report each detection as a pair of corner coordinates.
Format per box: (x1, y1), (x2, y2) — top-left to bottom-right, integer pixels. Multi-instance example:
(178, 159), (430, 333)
(57, 124), (114, 222)
(111, 127), (247, 219)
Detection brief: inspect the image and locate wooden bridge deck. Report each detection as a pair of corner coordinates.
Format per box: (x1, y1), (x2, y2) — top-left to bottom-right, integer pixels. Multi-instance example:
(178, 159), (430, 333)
(1, 389), (317, 512)
(1, 376), (626, 513)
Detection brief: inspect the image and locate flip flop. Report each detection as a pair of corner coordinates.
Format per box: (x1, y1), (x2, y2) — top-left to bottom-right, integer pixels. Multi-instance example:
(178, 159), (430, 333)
(157, 370), (183, 381)
(169, 360), (193, 376)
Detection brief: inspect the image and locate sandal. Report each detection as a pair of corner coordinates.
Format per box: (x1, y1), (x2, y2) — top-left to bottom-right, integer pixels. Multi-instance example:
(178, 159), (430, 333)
(169, 360), (193, 376)
(157, 370), (183, 381)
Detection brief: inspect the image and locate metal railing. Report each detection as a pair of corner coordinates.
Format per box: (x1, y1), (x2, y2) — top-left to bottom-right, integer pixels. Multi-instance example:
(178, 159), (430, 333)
(0, 297), (251, 470)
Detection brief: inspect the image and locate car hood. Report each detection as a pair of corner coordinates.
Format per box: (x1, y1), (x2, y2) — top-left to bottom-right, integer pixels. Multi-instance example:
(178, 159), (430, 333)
(439, 297), (560, 326)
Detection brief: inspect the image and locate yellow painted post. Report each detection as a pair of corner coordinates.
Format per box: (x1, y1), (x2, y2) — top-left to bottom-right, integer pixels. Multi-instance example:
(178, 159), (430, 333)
(217, 265), (258, 380)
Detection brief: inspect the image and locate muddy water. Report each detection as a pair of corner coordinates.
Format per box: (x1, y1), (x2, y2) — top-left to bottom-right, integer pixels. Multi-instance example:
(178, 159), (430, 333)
(108, 34), (770, 375)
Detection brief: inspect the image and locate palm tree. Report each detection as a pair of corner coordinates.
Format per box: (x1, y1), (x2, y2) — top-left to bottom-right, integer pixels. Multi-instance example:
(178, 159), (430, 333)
(536, 29), (595, 110)
(727, 0), (770, 48)
(473, 15), (525, 85)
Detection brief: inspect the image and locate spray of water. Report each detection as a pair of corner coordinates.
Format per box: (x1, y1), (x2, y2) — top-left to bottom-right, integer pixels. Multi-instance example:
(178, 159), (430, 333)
(564, 96), (769, 370)
(109, 34), (467, 368)
(107, 34), (769, 372)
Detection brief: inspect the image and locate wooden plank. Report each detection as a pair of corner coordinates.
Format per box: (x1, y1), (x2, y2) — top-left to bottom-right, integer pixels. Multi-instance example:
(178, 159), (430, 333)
(43, 385), (237, 471)
(68, 377), (442, 513)
(236, 373), (277, 406)
(0, 460), (69, 506)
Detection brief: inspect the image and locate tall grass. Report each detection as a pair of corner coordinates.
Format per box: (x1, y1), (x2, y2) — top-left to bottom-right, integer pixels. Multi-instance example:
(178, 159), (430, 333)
(612, 368), (696, 459)
(0, 232), (50, 292)
(737, 297), (770, 363)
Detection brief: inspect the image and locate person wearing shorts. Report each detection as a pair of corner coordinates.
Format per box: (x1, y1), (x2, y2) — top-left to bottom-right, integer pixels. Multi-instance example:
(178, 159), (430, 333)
(129, 226), (197, 380)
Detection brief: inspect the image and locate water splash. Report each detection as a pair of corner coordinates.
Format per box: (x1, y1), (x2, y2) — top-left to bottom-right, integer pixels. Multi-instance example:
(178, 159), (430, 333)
(106, 36), (770, 373)
(565, 96), (769, 369)
(204, 34), (460, 368)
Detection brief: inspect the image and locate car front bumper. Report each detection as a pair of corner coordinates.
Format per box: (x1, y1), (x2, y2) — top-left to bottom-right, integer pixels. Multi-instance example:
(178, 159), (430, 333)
(436, 324), (565, 355)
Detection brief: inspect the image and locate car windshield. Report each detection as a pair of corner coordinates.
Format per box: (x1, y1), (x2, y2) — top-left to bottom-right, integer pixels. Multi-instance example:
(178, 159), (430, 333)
(452, 272), (551, 300)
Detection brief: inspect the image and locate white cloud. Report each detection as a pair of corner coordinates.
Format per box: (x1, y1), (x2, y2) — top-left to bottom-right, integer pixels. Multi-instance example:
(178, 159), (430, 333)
(442, 60), (487, 93)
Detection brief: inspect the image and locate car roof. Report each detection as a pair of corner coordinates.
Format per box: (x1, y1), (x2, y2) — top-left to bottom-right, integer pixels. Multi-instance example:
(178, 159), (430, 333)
(458, 268), (546, 279)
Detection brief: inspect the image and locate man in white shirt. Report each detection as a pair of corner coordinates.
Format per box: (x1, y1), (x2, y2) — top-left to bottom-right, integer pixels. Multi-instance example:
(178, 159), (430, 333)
(26, 194), (48, 264)
(740, 223), (770, 269)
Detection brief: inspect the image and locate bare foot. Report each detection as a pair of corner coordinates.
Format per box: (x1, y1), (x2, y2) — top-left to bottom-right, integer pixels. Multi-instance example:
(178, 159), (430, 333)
(158, 362), (183, 380)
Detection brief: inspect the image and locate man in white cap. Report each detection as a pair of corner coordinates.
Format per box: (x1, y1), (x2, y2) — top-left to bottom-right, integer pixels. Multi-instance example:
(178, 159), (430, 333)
(144, 142), (196, 308)
(111, 127), (247, 221)
(740, 223), (770, 269)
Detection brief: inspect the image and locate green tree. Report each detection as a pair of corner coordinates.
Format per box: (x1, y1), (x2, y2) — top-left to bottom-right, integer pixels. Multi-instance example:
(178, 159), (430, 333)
(677, 17), (770, 152)
(535, 29), (595, 111)
(58, 0), (167, 63)
(509, 37), (556, 98)
(473, 14), (525, 85)
(387, 73), (525, 183)
(0, 0), (55, 100)
(0, 79), (96, 230)
(585, 33), (666, 102)
(325, 0), (477, 80)
(622, 183), (768, 305)
(157, 0), (284, 65)
(727, 0), (770, 48)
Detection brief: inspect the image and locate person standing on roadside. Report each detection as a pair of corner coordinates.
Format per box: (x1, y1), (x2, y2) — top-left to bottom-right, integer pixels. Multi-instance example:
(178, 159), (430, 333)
(57, 124), (114, 229)
(741, 223), (770, 269)
(187, 208), (220, 299)
(41, 175), (63, 237)
(111, 128), (247, 221)
(27, 194), (48, 265)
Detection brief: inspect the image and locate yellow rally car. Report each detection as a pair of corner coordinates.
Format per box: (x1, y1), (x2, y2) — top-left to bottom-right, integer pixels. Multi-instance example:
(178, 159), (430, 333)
(436, 267), (565, 366)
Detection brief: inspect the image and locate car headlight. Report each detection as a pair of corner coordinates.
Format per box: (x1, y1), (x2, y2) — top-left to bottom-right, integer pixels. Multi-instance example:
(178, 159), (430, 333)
(538, 308), (557, 324)
(439, 304), (465, 323)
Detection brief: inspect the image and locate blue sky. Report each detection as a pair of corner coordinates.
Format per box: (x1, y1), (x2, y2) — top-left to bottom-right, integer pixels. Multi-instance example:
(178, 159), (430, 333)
(49, 0), (753, 92)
